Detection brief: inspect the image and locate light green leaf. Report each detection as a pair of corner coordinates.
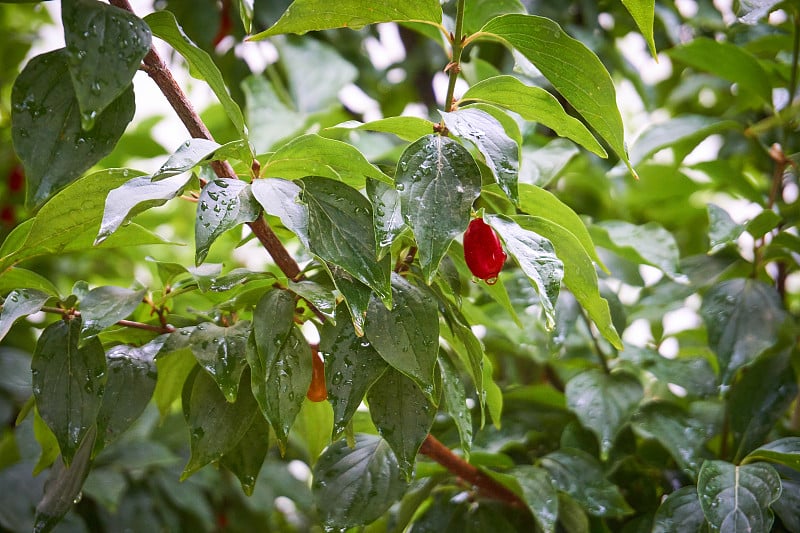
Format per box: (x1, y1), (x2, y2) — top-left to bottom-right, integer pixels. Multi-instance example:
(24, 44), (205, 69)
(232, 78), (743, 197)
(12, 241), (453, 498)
(620, 0), (656, 58)
(249, 0), (442, 39)
(708, 204), (744, 253)
(195, 178), (260, 265)
(0, 289), (50, 342)
(630, 115), (741, 166)
(242, 75), (304, 154)
(463, 0), (526, 34)
(325, 117), (435, 142)
(0, 268), (60, 298)
(590, 220), (680, 279)
(188, 321), (250, 403)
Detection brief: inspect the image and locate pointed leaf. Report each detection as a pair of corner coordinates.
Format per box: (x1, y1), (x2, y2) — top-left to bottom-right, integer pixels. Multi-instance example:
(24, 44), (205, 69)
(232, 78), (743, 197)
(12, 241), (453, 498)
(439, 355), (472, 458)
(365, 273), (439, 400)
(479, 15), (634, 174)
(61, 0), (150, 122)
(32, 318), (107, 464)
(11, 49), (135, 205)
(486, 214), (563, 329)
(0, 289), (49, 343)
(151, 138), (220, 181)
(632, 402), (710, 477)
(630, 115), (740, 166)
(189, 321), (250, 402)
(366, 178), (404, 260)
(744, 437), (800, 472)
(220, 413), (270, 496)
(312, 434), (409, 529)
(250, 0), (442, 39)
(652, 486), (707, 533)
(708, 204), (744, 253)
(329, 266), (371, 337)
(396, 134), (481, 282)
(195, 178), (260, 265)
(0, 267), (61, 298)
(287, 280), (336, 322)
(302, 176), (392, 303)
(79, 286), (146, 337)
(509, 465), (559, 533)
(590, 220), (680, 279)
(461, 75), (606, 157)
(325, 117), (436, 142)
(440, 107), (519, 202)
(620, 0), (656, 58)
(367, 368), (436, 479)
(697, 460), (781, 533)
(251, 178), (309, 247)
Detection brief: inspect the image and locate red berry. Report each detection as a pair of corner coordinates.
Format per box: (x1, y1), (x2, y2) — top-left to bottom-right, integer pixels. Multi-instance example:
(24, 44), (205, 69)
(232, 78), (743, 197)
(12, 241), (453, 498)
(7, 165), (24, 193)
(463, 218), (506, 283)
(306, 345), (327, 402)
(0, 205), (15, 226)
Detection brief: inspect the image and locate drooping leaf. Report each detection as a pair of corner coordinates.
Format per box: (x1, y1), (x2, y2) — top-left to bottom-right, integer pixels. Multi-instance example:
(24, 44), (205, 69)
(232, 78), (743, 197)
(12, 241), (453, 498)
(478, 15), (634, 175)
(630, 115), (741, 166)
(11, 49), (135, 205)
(302, 176), (392, 303)
(461, 75), (606, 157)
(79, 286), (147, 338)
(744, 437), (800, 472)
(438, 355), (472, 458)
(620, 0), (656, 58)
(772, 479), (800, 532)
(367, 367), (436, 479)
(440, 107), (519, 203)
(325, 117), (436, 142)
(188, 321), (251, 402)
(249, 0), (442, 39)
(251, 178), (309, 247)
(292, 398), (333, 464)
(697, 460), (781, 533)
(329, 266), (371, 337)
(31, 317), (106, 465)
(220, 413), (270, 496)
(319, 306), (388, 438)
(486, 214), (563, 329)
(508, 465), (559, 533)
(365, 273), (439, 400)
(195, 178), (260, 265)
(652, 486), (707, 533)
(312, 434), (409, 529)
(395, 134), (482, 282)
(366, 178), (404, 261)
(0, 289), (50, 343)
(61, 0), (151, 124)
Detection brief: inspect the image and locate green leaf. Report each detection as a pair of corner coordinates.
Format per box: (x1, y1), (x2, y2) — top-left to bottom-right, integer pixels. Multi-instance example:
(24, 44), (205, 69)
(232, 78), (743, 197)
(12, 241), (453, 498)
(287, 280), (336, 322)
(0, 267), (60, 298)
(329, 266), (371, 337)
(463, 0), (526, 34)
(739, 0), (784, 24)
(11, 49), (135, 205)
(312, 434), (409, 529)
(700, 279), (788, 385)
(630, 115), (741, 166)
(565, 370), (643, 460)
(32, 317), (106, 465)
(478, 15), (634, 175)
(265, 134), (391, 188)
(144, 11), (249, 144)
(365, 273), (439, 401)
(772, 479), (800, 532)
(367, 367), (436, 479)
(620, 0), (656, 58)
(182, 367), (258, 479)
(708, 204), (744, 253)
(438, 355), (472, 458)
(744, 437), (800, 472)
(61, 0), (150, 124)
(396, 134), (481, 282)
(509, 465), (559, 533)
(151, 138), (220, 181)
(302, 176), (392, 303)
(631, 402), (710, 477)
(0, 289), (50, 342)
(195, 178), (260, 265)
(79, 286), (147, 338)
(220, 413), (270, 496)
(95, 342), (158, 448)
(620, 347), (716, 398)
(366, 178), (404, 261)
(325, 117), (436, 142)
(292, 398), (333, 464)
(242, 75), (304, 154)
(189, 321), (250, 402)
(249, 289), (311, 449)
(440, 107), (519, 203)
(319, 306), (387, 438)
(251, 178), (309, 247)
(461, 75), (606, 158)
(652, 486), (707, 533)
(540, 448), (633, 517)
(486, 214), (563, 330)
(438, 298), (485, 413)
(668, 37), (772, 104)
(746, 210), (782, 240)
(153, 348), (196, 421)
(249, 0), (442, 39)
(96, 173), (192, 244)
(697, 460), (781, 533)
(590, 220), (680, 280)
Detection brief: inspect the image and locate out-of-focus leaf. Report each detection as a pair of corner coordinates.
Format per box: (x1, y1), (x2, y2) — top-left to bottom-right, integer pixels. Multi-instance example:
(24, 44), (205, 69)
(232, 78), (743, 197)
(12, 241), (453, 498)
(325, 117), (435, 142)
(630, 116), (740, 166)
(652, 486), (707, 533)
(590, 220), (680, 279)
(0, 289), (49, 342)
(707, 204), (744, 253)
(439, 355), (472, 458)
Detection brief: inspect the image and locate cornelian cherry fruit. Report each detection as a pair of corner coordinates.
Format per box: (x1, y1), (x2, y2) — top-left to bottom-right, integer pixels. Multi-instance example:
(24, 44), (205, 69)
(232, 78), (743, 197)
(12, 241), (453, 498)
(306, 346), (327, 402)
(463, 217), (506, 283)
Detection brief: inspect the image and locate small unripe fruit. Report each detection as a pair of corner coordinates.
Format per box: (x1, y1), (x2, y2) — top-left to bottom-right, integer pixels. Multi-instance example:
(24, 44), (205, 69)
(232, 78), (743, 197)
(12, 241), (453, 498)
(306, 345), (327, 402)
(463, 217), (506, 283)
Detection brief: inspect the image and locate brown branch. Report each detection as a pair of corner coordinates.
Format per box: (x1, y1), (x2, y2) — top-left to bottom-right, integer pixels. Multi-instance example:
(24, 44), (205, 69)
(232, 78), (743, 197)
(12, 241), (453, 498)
(40, 306), (175, 334)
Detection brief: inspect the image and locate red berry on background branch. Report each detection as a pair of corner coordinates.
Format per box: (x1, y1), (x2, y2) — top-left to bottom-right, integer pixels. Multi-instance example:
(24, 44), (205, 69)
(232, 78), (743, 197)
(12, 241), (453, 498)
(0, 205), (15, 227)
(306, 344), (327, 402)
(7, 165), (24, 193)
(463, 217), (506, 284)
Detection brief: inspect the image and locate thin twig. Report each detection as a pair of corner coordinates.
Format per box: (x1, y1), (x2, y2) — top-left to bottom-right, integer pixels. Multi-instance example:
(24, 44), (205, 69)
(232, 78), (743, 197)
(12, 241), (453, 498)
(40, 306), (175, 334)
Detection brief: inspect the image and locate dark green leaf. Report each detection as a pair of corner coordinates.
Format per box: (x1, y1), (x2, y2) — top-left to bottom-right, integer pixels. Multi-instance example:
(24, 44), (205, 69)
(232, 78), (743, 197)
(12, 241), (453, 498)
(395, 134), (482, 282)
(302, 176), (392, 303)
(366, 178), (404, 261)
(61, 0), (150, 123)
(319, 306), (388, 438)
(590, 220), (680, 279)
(746, 210), (782, 240)
(697, 460), (781, 532)
(540, 448), (633, 517)
(287, 280), (336, 322)
(620, 347), (717, 397)
(461, 75), (606, 157)
(79, 286), (146, 337)
(479, 15), (634, 175)
(463, 0), (525, 33)
(744, 437), (800, 472)
(368, 367), (436, 479)
(486, 214), (563, 329)
(772, 479), (800, 532)
(220, 413), (270, 496)
(249, 0), (442, 39)
(329, 266), (371, 337)
(0, 289), (49, 342)
(182, 367), (258, 479)
(32, 318), (106, 464)
(440, 107), (519, 202)
(365, 273), (439, 400)
(325, 117), (436, 142)
(509, 465), (559, 533)
(439, 355), (472, 458)
(565, 370), (642, 460)
(652, 486), (707, 533)
(312, 434), (409, 529)
(251, 177), (309, 247)
(189, 321), (250, 402)
(195, 178), (260, 265)
(11, 49), (135, 205)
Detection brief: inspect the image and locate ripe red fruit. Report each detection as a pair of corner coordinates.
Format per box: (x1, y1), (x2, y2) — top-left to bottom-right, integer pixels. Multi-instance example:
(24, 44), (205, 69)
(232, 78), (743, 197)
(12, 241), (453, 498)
(306, 345), (327, 402)
(7, 165), (24, 193)
(463, 217), (506, 283)
(0, 205), (15, 227)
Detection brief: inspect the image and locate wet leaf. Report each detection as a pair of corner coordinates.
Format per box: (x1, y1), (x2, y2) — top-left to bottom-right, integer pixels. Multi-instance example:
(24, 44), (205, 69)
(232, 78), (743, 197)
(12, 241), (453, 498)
(652, 486), (707, 533)
(251, 178), (309, 247)
(366, 178), (404, 261)
(220, 413), (270, 496)
(79, 286), (146, 338)
(188, 321), (250, 402)
(195, 178), (260, 265)
(439, 355), (472, 458)
(0, 288), (50, 343)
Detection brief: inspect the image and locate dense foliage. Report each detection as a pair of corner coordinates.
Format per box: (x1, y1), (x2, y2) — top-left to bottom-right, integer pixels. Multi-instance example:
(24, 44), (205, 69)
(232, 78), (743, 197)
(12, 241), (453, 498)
(1, 0), (800, 531)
